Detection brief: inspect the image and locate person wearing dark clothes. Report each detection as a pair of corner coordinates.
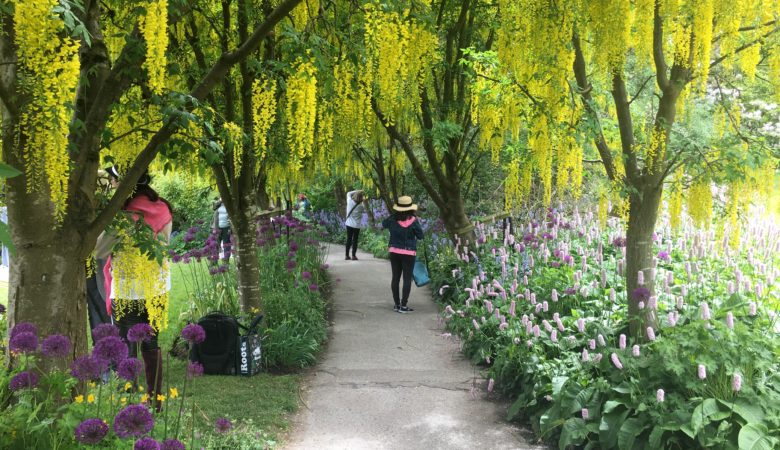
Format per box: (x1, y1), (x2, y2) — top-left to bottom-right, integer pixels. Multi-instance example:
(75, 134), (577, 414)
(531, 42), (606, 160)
(381, 196), (424, 313)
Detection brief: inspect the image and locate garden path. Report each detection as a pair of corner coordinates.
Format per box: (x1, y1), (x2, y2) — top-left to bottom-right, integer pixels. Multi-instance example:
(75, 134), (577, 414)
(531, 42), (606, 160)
(285, 244), (543, 450)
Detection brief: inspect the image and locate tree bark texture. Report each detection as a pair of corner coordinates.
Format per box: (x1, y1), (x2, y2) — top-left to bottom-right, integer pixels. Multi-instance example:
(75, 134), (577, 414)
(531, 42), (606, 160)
(233, 204), (262, 312)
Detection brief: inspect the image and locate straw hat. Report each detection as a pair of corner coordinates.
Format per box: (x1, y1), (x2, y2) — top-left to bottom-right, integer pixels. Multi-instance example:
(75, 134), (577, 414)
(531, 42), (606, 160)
(392, 195), (417, 212)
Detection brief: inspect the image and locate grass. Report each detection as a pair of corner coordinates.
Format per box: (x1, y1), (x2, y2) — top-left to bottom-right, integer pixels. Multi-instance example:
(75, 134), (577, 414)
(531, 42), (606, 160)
(159, 261), (302, 437)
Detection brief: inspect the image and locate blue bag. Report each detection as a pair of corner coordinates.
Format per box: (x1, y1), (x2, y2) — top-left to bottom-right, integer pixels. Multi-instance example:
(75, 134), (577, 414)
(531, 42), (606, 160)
(413, 257), (430, 287)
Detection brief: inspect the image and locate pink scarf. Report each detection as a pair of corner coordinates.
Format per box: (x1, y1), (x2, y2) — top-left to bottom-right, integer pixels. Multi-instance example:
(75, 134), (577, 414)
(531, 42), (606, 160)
(104, 196), (172, 314)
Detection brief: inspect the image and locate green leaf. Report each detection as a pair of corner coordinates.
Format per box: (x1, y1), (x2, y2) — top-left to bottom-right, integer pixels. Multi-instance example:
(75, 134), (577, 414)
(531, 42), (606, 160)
(691, 398), (720, 435)
(552, 376), (568, 396)
(649, 426), (665, 448)
(559, 418), (589, 450)
(603, 400), (626, 414)
(0, 163), (21, 178)
(0, 222), (15, 257)
(738, 423), (775, 450)
(718, 399), (765, 424)
(599, 407), (629, 449)
(618, 418), (648, 450)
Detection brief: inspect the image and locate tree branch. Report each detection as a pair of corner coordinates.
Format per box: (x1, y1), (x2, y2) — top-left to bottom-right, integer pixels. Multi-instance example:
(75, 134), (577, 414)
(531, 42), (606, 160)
(628, 76), (654, 104)
(710, 26), (780, 69)
(572, 31), (617, 181)
(611, 73), (640, 183)
(653, 0), (669, 91)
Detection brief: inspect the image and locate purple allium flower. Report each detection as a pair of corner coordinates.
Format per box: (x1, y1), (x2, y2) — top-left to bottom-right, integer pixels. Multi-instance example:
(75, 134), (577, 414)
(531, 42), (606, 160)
(187, 361), (204, 379)
(632, 345), (641, 357)
(698, 364), (707, 380)
(612, 237), (626, 247)
(732, 374), (742, 392)
(301, 271), (312, 280)
(286, 259), (296, 270)
(289, 241), (299, 252)
(10, 322), (37, 338)
(93, 336), (128, 365)
(657, 251), (671, 262)
(160, 439), (186, 450)
(309, 283), (319, 292)
(564, 287), (577, 296)
(215, 417), (232, 433)
(611, 353), (623, 370)
(118, 357), (144, 381)
(9, 331), (38, 353)
(657, 389), (665, 403)
(92, 321), (120, 340)
(127, 323), (154, 344)
(41, 334), (71, 358)
(134, 436), (160, 450)
(113, 404), (154, 438)
(71, 355), (104, 381)
(181, 324), (206, 344)
(581, 408), (589, 420)
(631, 287), (651, 302)
(74, 418), (109, 445)
(9, 371), (39, 391)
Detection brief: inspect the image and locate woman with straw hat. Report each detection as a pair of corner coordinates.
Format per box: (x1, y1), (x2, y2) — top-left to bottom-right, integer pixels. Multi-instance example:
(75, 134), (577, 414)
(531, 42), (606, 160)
(382, 195), (424, 313)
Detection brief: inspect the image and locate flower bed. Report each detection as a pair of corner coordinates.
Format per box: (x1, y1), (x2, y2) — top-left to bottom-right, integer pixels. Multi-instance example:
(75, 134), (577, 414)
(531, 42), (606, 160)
(430, 207), (780, 449)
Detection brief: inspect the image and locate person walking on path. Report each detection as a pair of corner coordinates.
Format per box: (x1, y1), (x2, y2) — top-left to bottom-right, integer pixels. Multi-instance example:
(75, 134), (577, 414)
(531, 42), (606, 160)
(345, 189), (367, 260)
(96, 166), (173, 411)
(382, 195), (424, 313)
(211, 199), (231, 260)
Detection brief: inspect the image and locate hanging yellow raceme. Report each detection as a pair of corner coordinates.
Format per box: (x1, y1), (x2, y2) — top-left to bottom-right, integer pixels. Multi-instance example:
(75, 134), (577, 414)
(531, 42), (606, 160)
(285, 58), (318, 170)
(224, 122), (244, 176)
(14, 0), (80, 222)
(252, 77), (278, 161)
(141, 0), (169, 95)
(668, 170), (684, 233)
(688, 179), (713, 228)
(290, 0), (319, 31)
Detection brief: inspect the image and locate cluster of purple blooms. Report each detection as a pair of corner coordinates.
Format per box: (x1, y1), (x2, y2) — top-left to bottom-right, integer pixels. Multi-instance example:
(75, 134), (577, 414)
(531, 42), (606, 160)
(6, 321), (207, 447)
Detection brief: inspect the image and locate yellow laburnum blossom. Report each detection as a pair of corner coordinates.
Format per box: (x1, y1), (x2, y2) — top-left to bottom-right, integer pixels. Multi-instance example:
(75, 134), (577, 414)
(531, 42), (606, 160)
(285, 59), (318, 170)
(668, 170), (684, 233)
(224, 122), (244, 176)
(14, 0), (80, 221)
(252, 77), (278, 161)
(141, 0), (169, 95)
(290, 0), (319, 30)
(688, 179), (713, 228)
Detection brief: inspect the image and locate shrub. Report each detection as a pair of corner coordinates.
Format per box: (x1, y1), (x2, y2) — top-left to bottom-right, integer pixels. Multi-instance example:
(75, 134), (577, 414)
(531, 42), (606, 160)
(154, 172), (215, 232)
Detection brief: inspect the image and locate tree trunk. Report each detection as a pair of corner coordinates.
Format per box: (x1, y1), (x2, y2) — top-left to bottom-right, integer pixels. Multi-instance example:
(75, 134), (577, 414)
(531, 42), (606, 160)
(437, 187), (475, 245)
(232, 205), (261, 312)
(625, 183), (662, 337)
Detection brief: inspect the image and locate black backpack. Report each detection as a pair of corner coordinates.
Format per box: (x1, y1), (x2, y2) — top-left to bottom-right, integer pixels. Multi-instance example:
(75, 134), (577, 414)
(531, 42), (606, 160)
(190, 312), (240, 375)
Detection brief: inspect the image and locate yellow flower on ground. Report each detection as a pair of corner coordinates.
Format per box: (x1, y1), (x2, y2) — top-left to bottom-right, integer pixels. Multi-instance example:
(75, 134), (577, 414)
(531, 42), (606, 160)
(124, 382), (133, 392)
(88, 382), (96, 388)
(121, 397), (127, 405)
(74, 395), (84, 404)
(111, 395), (116, 401)
(169, 387), (179, 399)
(157, 394), (166, 402)
(141, 394), (149, 403)
(138, 386), (145, 392)
(87, 394), (95, 403)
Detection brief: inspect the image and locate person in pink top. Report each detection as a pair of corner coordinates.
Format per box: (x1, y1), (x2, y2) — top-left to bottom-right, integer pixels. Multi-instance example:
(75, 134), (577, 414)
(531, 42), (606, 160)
(382, 196), (424, 313)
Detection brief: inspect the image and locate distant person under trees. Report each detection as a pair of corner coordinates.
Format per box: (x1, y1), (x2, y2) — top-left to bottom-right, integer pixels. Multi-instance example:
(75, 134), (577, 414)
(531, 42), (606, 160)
(211, 199), (231, 261)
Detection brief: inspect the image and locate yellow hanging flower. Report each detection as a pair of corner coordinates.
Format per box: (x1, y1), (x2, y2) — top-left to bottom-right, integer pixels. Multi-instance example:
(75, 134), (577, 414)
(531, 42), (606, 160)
(141, 0), (169, 95)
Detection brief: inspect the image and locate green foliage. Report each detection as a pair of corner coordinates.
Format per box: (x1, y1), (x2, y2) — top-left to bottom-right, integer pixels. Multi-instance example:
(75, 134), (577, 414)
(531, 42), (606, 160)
(153, 172), (215, 232)
(429, 206), (780, 449)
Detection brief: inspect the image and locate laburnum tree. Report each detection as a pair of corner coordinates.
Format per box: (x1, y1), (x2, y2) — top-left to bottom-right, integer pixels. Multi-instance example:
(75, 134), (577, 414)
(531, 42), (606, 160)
(0, 0), (300, 365)
(476, 0), (780, 335)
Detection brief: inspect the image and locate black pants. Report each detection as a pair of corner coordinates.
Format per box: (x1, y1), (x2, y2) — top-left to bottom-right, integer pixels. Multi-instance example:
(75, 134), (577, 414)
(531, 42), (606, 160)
(112, 300), (159, 356)
(86, 276), (110, 345)
(346, 226), (360, 257)
(390, 252), (416, 306)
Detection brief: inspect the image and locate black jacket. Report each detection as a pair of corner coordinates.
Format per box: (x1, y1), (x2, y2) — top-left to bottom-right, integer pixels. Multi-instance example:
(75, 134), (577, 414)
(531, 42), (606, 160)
(382, 216), (424, 251)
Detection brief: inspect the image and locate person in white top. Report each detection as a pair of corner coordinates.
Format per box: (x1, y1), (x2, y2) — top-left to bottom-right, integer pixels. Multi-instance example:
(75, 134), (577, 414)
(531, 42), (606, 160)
(211, 199), (231, 260)
(345, 190), (367, 260)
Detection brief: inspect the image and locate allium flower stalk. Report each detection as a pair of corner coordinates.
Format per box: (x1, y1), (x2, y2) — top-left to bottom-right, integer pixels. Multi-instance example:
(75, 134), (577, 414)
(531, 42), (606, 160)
(41, 334), (71, 358)
(74, 418), (109, 445)
(113, 404), (154, 438)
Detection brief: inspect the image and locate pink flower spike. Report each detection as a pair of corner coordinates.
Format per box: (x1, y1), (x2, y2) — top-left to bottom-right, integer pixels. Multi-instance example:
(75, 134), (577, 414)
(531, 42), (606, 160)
(646, 327), (656, 341)
(487, 378), (495, 392)
(551, 289), (559, 302)
(732, 374), (742, 392)
(577, 318), (585, 333)
(656, 389), (665, 403)
(698, 364), (707, 380)
(726, 312), (734, 329)
(632, 345), (641, 357)
(597, 334), (606, 347)
(581, 408), (589, 420)
(589, 339), (596, 350)
(582, 349), (590, 362)
(619, 334), (626, 350)
(550, 330), (558, 342)
(701, 302), (711, 320)
(611, 352), (623, 370)
(749, 302), (757, 316)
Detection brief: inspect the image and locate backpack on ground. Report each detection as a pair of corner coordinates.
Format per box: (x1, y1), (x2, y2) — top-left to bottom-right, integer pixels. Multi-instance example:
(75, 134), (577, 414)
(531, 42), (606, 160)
(189, 312), (264, 376)
(189, 312), (240, 375)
